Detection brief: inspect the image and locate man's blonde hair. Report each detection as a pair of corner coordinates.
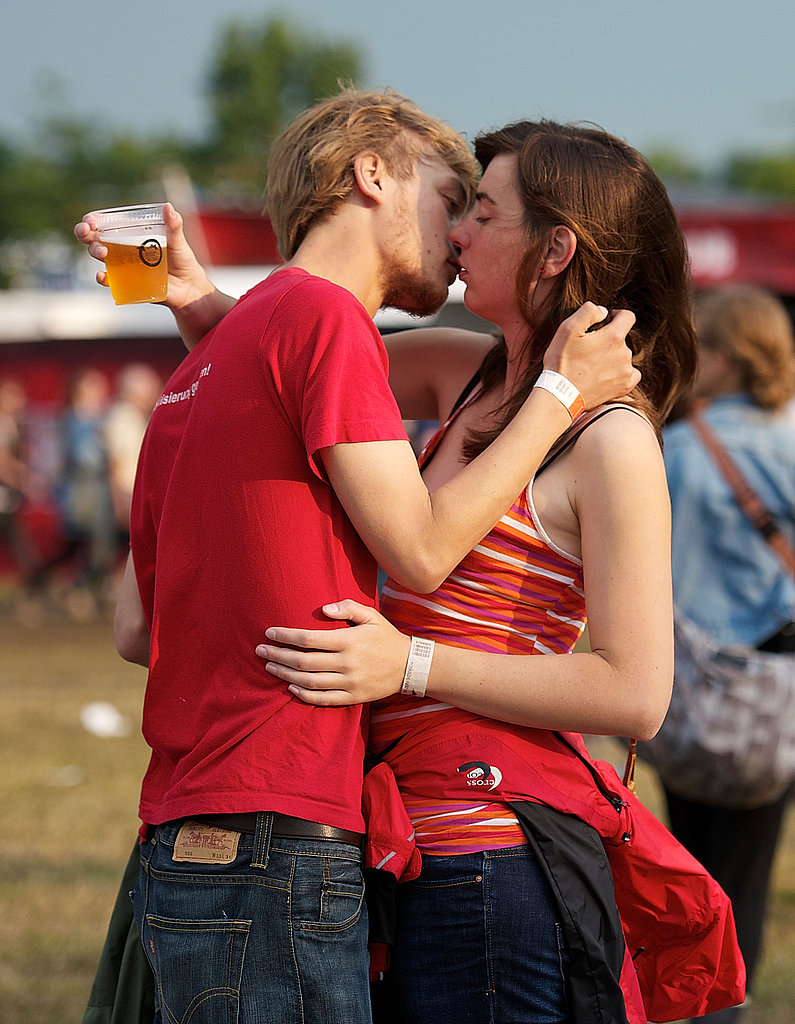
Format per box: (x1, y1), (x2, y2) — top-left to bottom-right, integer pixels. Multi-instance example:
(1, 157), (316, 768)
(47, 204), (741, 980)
(696, 285), (795, 410)
(265, 87), (478, 259)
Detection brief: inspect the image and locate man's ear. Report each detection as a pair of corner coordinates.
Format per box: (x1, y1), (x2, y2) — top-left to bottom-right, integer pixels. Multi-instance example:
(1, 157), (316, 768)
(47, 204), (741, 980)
(352, 152), (389, 205)
(541, 226), (577, 278)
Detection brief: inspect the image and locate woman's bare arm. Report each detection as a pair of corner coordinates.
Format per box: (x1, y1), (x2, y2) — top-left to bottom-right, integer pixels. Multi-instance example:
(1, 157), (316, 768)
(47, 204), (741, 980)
(256, 411), (672, 740)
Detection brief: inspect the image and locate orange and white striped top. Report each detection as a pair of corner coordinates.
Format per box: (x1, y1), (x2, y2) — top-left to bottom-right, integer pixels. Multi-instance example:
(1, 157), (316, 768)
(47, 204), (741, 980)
(370, 401), (590, 855)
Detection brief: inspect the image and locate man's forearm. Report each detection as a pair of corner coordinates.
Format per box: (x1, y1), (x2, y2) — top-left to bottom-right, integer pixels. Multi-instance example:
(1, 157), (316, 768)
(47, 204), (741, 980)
(173, 288), (237, 352)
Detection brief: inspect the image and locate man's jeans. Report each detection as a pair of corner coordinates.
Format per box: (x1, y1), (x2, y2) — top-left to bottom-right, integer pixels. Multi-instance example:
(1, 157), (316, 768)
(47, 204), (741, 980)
(134, 815), (370, 1024)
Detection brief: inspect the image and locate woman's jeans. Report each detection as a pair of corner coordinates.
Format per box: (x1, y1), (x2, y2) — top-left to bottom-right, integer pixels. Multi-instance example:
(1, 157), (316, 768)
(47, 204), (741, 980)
(134, 815), (370, 1024)
(387, 845), (570, 1024)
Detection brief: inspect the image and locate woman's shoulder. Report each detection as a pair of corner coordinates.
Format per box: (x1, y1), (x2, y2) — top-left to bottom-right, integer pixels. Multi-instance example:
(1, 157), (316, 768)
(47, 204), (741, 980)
(576, 402), (650, 431)
(543, 403), (657, 472)
(574, 404), (660, 461)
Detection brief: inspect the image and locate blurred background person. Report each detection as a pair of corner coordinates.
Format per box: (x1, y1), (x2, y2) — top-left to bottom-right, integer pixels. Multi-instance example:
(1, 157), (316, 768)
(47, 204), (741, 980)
(52, 366), (115, 618)
(105, 363), (162, 548)
(662, 284), (795, 1023)
(0, 377), (47, 615)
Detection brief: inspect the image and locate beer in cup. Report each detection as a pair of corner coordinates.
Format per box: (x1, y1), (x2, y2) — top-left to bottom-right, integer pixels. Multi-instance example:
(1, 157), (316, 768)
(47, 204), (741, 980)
(88, 204), (168, 304)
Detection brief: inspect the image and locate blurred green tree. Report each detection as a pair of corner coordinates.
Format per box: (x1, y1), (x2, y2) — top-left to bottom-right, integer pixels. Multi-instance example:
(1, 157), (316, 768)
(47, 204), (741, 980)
(0, 116), (186, 286)
(726, 150), (795, 199)
(193, 14), (363, 198)
(646, 144), (707, 187)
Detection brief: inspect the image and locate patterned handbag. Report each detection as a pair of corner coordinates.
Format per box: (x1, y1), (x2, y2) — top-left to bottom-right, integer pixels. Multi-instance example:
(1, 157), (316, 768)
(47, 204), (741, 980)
(641, 613), (795, 808)
(640, 411), (795, 809)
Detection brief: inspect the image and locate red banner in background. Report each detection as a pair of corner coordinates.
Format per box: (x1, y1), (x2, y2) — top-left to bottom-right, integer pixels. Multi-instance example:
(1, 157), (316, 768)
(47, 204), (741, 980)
(678, 202), (795, 295)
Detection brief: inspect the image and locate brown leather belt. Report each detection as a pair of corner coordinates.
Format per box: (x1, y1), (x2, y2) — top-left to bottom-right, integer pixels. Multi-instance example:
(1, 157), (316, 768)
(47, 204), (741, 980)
(192, 812), (363, 848)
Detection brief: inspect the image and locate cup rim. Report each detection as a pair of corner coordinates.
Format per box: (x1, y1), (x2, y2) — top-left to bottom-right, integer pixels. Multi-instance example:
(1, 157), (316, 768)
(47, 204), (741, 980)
(88, 203), (166, 228)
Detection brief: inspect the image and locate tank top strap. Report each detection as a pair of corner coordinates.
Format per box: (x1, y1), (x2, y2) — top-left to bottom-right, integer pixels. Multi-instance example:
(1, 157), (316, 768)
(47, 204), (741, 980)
(537, 403), (646, 477)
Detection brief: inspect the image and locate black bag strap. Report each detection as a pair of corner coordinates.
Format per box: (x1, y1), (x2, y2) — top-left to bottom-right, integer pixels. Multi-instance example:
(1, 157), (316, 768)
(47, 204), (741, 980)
(536, 405), (646, 477)
(447, 369), (645, 479)
(449, 369), (483, 417)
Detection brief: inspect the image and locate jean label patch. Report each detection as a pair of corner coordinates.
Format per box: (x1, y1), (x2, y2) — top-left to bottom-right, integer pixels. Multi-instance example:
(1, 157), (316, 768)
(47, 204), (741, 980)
(173, 821), (241, 864)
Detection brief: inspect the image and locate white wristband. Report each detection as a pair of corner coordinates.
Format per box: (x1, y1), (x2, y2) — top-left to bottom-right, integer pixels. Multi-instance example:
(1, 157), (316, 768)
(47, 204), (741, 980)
(401, 636), (435, 698)
(534, 369), (586, 421)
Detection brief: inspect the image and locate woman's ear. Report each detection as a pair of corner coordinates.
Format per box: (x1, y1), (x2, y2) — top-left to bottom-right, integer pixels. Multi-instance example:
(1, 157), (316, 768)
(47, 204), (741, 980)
(352, 152), (389, 205)
(541, 226), (577, 278)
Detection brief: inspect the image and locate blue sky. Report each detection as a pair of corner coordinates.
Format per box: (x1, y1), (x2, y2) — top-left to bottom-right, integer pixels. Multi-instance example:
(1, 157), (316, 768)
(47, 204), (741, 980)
(3, 0), (794, 170)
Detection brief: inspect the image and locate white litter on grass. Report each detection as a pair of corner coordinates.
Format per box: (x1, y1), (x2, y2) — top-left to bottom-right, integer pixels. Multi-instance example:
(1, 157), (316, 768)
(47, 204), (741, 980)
(46, 764), (85, 787)
(80, 701), (132, 738)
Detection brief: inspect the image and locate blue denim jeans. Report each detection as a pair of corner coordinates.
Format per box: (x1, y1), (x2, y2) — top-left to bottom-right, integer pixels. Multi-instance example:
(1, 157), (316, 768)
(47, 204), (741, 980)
(387, 845), (570, 1024)
(134, 815), (370, 1024)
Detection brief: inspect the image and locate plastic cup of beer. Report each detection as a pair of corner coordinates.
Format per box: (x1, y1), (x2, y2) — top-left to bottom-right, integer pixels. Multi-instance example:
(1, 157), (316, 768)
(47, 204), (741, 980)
(88, 204), (168, 304)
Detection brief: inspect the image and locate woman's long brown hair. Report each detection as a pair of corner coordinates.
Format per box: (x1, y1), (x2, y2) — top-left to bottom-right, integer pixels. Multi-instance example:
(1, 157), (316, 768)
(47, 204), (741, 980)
(462, 121), (697, 459)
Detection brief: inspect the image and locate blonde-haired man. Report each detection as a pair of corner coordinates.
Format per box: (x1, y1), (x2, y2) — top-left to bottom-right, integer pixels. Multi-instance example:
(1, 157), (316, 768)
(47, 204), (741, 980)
(266, 85), (479, 263)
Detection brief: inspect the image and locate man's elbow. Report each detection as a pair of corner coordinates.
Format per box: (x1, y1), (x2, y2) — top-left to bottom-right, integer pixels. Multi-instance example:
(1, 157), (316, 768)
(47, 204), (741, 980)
(114, 616), (150, 667)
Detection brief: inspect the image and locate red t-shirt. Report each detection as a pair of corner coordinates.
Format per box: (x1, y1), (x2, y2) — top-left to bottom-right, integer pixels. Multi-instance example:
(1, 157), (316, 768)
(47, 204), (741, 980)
(130, 268), (407, 831)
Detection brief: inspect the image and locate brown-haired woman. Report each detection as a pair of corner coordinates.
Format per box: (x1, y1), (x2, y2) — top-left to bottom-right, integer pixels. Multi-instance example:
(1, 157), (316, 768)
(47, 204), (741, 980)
(259, 121), (700, 1023)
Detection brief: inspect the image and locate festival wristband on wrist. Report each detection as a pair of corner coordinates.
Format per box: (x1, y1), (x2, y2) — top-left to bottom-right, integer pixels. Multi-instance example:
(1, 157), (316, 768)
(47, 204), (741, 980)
(400, 636), (436, 698)
(533, 369), (586, 421)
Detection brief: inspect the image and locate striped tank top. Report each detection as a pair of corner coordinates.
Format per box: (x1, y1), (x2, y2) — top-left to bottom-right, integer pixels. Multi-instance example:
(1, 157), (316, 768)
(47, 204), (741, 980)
(370, 389), (596, 855)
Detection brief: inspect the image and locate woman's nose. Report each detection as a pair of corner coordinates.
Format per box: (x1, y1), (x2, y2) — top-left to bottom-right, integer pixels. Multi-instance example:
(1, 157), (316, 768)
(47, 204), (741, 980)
(448, 220), (468, 250)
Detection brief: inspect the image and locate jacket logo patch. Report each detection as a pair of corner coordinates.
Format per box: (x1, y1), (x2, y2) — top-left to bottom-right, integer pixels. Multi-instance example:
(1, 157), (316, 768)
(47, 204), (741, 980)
(457, 760), (502, 791)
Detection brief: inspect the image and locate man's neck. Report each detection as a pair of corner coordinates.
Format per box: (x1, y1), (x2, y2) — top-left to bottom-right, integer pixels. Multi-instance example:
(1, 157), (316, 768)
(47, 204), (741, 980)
(284, 212), (385, 318)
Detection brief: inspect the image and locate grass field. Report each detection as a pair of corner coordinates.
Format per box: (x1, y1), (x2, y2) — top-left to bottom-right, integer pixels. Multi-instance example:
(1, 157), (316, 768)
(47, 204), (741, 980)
(0, 613), (793, 1023)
